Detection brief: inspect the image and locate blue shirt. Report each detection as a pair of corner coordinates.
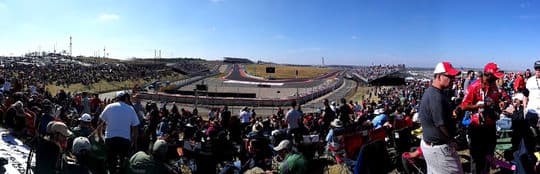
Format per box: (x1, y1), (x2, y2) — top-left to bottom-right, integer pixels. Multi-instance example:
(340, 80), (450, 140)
(372, 114), (387, 129)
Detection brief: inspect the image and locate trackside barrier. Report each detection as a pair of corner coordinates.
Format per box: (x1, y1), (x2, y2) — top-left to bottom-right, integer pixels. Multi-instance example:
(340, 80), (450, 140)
(138, 76), (345, 106)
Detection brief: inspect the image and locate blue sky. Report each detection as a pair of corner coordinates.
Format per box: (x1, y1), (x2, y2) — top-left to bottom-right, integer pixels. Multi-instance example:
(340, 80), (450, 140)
(0, 0), (539, 70)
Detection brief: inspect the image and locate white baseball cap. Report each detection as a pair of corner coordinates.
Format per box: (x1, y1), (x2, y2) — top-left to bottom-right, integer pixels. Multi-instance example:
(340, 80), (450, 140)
(116, 91), (126, 98)
(273, 140), (291, 151)
(433, 61), (460, 76)
(79, 113), (92, 122)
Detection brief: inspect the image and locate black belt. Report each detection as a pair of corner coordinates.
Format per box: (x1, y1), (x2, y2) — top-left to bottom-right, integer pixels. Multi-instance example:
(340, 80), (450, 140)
(424, 140), (445, 146)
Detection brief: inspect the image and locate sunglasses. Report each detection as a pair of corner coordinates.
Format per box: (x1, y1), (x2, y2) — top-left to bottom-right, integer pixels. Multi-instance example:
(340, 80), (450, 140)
(442, 74), (455, 79)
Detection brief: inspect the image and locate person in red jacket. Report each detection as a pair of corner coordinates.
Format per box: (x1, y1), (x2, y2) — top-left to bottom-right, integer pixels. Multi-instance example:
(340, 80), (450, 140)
(460, 62), (504, 174)
(513, 72), (525, 93)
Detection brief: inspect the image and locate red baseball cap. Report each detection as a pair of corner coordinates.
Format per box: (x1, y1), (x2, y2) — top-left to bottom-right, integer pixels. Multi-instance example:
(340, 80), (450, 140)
(433, 61), (460, 76)
(484, 62), (503, 78)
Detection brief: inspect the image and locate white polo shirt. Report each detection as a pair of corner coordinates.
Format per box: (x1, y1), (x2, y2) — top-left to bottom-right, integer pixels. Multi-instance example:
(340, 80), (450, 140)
(100, 101), (140, 140)
(526, 76), (540, 114)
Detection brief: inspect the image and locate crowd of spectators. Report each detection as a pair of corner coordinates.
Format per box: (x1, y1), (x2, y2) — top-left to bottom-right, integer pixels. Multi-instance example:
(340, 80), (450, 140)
(1, 60), (540, 174)
(352, 64), (405, 81)
(0, 57), (180, 88)
(170, 60), (211, 76)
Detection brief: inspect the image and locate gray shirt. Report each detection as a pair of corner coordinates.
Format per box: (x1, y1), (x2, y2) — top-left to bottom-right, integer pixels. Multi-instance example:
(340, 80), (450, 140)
(419, 86), (456, 144)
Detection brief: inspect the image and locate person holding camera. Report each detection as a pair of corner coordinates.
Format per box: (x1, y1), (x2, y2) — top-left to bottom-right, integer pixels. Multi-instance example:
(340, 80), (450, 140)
(460, 62), (505, 174)
(35, 121), (73, 174)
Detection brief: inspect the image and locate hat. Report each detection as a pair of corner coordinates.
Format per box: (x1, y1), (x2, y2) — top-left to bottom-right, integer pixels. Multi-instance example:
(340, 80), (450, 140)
(14, 101), (23, 108)
(433, 61), (460, 76)
(484, 62), (503, 78)
(273, 140), (291, 151)
(72, 137), (91, 155)
(42, 99), (52, 108)
(79, 113), (92, 122)
(271, 130), (281, 137)
(152, 140), (168, 156)
(244, 167), (265, 174)
(535, 60), (540, 69)
(47, 121), (72, 137)
(513, 93), (524, 101)
(330, 119), (343, 128)
(252, 122), (263, 132)
(116, 91), (126, 98)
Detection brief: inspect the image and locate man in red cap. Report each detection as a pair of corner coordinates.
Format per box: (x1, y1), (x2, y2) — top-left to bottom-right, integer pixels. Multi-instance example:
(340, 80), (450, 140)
(419, 61), (463, 174)
(460, 62), (504, 174)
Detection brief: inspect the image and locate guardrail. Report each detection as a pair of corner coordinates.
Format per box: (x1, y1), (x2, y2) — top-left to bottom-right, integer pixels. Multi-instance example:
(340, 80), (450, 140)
(138, 75), (346, 107)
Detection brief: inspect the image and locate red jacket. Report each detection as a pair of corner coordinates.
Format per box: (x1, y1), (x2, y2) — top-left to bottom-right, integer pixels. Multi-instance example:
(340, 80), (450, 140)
(460, 80), (501, 125)
(513, 75), (525, 91)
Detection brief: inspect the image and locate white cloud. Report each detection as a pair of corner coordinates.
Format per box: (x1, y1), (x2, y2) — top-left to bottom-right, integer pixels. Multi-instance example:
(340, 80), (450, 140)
(351, 35), (358, 40)
(98, 13), (120, 21)
(210, 0), (224, 3)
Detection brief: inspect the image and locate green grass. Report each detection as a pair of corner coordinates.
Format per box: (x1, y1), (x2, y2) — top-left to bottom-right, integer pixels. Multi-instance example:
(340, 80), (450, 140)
(345, 85), (377, 102)
(244, 64), (334, 79)
(47, 74), (186, 94)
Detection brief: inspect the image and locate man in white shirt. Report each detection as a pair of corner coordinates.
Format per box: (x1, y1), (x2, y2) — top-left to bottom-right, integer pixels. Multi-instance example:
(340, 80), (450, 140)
(97, 91), (140, 173)
(285, 100), (302, 143)
(239, 106), (251, 131)
(526, 60), (540, 115)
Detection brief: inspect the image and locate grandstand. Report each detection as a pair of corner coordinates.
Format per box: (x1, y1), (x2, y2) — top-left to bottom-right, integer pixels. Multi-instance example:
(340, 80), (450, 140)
(223, 57), (254, 64)
(169, 60), (211, 76)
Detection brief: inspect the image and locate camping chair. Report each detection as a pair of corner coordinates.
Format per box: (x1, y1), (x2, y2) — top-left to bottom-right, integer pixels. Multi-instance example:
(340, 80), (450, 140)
(327, 127), (368, 174)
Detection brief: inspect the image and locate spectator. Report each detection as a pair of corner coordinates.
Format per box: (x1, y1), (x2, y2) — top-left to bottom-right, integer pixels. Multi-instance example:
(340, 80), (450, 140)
(285, 100), (302, 143)
(127, 140), (175, 174)
(338, 98), (353, 126)
(240, 106), (251, 132)
(321, 99), (336, 132)
(35, 121), (73, 174)
(371, 108), (388, 129)
(325, 119), (344, 150)
(419, 61), (463, 174)
(526, 60), (540, 115)
(72, 113), (94, 137)
(514, 72), (526, 93)
(97, 91), (140, 174)
(271, 139), (291, 173)
(505, 93), (536, 152)
(460, 62), (504, 174)
(275, 139), (307, 174)
(62, 137), (92, 173)
(38, 99), (55, 136)
(220, 105), (231, 130)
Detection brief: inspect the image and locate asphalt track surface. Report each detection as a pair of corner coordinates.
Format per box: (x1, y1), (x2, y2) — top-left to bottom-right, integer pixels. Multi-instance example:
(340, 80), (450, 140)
(221, 64), (339, 88)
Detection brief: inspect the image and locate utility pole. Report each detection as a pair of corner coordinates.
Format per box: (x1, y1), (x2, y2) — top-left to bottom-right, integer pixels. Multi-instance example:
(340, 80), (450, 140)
(69, 36), (72, 57)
